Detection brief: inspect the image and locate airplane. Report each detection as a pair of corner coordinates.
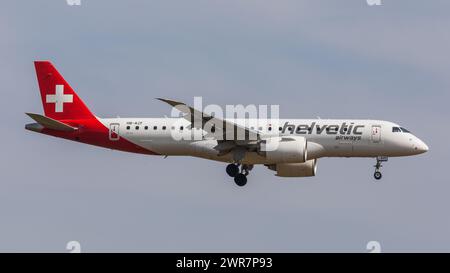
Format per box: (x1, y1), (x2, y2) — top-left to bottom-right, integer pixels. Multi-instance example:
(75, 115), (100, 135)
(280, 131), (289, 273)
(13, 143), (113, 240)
(25, 61), (429, 187)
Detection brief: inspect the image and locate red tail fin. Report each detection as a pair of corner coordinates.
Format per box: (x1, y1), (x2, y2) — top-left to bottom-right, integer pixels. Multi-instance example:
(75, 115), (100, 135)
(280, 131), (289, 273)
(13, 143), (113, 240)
(34, 61), (94, 120)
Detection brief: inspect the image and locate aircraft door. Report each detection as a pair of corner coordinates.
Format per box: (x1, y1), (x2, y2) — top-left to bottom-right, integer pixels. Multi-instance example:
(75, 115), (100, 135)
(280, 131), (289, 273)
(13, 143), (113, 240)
(109, 123), (120, 141)
(371, 125), (381, 143)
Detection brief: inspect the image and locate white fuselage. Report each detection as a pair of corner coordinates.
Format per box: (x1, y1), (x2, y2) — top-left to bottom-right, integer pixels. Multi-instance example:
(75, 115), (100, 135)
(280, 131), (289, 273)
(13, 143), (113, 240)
(99, 118), (428, 165)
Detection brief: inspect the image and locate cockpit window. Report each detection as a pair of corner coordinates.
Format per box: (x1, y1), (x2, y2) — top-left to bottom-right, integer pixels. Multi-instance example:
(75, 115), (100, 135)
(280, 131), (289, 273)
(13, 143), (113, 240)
(393, 126), (411, 133)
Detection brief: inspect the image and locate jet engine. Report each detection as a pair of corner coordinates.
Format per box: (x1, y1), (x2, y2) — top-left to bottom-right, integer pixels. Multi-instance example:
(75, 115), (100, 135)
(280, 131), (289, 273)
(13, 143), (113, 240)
(257, 136), (307, 163)
(267, 159), (318, 177)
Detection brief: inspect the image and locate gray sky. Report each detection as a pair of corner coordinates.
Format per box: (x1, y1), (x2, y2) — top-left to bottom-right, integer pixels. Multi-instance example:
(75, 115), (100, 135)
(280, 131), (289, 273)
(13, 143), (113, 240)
(0, 0), (448, 252)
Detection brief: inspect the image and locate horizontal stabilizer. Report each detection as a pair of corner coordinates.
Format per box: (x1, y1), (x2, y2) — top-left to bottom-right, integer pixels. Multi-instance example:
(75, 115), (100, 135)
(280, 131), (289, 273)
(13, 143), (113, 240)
(25, 113), (77, 132)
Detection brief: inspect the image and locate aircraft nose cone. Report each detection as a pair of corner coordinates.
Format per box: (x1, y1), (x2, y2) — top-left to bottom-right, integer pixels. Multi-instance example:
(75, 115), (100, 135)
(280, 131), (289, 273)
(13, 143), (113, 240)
(415, 139), (429, 154)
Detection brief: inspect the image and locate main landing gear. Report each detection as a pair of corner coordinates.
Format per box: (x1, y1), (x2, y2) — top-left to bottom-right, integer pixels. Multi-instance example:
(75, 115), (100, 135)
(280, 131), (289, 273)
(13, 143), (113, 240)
(226, 163), (252, 187)
(374, 156), (388, 180)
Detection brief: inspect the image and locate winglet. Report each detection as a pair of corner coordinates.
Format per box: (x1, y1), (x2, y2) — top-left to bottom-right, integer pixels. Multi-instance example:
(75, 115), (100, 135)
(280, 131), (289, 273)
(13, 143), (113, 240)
(156, 98), (185, 107)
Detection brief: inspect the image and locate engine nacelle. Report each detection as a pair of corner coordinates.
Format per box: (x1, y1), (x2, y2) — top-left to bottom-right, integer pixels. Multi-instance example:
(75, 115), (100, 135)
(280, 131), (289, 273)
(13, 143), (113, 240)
(268, 159), (318, 177)
(258, 136), (307, 163)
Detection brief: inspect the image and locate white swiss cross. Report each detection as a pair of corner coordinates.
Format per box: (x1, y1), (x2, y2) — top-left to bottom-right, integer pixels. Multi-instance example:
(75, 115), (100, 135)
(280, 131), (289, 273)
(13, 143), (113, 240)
(46, 85), (73, 113)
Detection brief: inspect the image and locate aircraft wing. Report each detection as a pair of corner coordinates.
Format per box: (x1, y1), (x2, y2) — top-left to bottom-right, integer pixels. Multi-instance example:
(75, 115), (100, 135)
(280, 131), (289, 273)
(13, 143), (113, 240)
(157, 98), (260, 143)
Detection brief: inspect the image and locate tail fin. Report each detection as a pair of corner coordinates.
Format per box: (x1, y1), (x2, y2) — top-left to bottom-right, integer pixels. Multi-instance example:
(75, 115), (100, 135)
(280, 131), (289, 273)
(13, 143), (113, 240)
(34, 61), (94, 120)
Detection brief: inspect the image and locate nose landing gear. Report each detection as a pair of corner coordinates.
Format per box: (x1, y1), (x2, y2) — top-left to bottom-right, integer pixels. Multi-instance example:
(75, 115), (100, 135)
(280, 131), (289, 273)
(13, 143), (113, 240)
(374, 156), (388, 180)
(374, 171), (382, 180)
(226, 163), (252, 187)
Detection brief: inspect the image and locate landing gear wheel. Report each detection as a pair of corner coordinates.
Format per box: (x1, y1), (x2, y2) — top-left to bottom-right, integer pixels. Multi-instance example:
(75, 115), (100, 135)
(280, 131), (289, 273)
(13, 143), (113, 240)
(374, 171), (382, 180)
(373, 156), (388, 181)
(234, 173), (247, 187)
(226, 164), (239, 177)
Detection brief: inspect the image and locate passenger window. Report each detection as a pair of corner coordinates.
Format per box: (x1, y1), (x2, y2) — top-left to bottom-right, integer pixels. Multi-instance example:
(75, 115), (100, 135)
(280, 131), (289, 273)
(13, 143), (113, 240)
(279, 127), (282, 131)
(126, 126), (130, 130)
(392, 127), (401, 133)
(153, 126), (157, 130)
(135, 126), (139, 130)
(180, 126), (184, 130)
(268, 127), (272, 131)
(144, 126), (148, 130)
(162, 126), (166, 130)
